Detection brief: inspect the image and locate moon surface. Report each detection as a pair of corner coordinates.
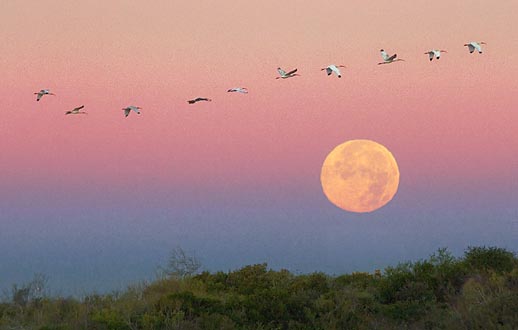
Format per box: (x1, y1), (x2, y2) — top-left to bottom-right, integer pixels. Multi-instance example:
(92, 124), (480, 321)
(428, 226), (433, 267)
(320, 139), (400, 213)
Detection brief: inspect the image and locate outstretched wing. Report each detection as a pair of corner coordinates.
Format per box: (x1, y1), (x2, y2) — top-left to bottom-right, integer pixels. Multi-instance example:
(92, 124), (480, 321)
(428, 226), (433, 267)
(277, 68), (287, 77)
(387, 53), (397, 61)
(330, 65), (341, 76)
(124, 108), (131, 117)
(473, 43), (482, 53)
(73, 105), (85, 111)
(467, 44), (475, 53)
(36, 93), (43, 101)
(286, 68), (297, 75)
(325, 67), (332, 75)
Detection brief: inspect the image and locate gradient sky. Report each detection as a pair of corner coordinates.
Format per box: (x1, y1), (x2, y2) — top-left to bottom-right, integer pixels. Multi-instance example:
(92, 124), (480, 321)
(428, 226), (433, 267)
(1, 0), (517, 295)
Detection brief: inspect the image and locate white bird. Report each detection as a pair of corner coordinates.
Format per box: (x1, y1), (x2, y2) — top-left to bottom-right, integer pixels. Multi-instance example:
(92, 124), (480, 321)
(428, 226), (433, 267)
(227, 87), (248, 94)
(276, 67), (299, 79)
(34, 89), (55, 101)
(425, 49), (448, 61)
(378, 49), (404, 65)
(464, 41), (486, 54)
(321, 65), (346, 78)
(188, 97), (212, 104)
(65, 105), (87, 115)
(122, 105), (142, 117)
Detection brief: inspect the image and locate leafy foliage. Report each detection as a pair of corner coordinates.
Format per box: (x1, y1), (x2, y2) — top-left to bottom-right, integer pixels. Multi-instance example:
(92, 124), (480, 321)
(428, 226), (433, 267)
(463, 246), (516, 274)
(1, 246), (518, 329)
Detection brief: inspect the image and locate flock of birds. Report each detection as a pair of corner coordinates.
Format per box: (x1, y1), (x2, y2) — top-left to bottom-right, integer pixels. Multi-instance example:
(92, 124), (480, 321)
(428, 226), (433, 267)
(33, 41), (486, 116)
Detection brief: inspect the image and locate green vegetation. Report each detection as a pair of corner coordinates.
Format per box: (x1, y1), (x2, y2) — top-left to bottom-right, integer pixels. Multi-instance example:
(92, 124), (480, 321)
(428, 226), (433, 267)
(2, 246), (518, 329)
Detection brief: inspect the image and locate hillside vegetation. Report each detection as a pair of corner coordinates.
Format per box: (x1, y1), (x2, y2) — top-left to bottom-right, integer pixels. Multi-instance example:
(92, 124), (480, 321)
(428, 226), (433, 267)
(1, 246), (518, 329)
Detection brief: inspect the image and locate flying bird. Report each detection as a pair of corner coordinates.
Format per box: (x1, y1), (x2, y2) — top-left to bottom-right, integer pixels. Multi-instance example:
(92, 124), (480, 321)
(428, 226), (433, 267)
(425, 49), (447, 61)
(464, 41), (486, 54)
(65, 105), (87, 115)
(378, 49), (404, 65)
(34, 89), (55, 101)
(188, 97), (212, 104)
(321, 65), (346, 78)
(276, 67), (299, 79)
(227, 87), (248, 94)
(122, 105), (142, 117)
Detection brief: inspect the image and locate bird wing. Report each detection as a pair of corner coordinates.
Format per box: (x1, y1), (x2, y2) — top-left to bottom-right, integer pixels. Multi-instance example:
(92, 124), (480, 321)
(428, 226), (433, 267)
(467, 44), (475, 53)
(36, 93), (43, 101)
(286, 68), (298, 75)
(330, 65), (341, 76)
(427, 52), (434, 60)
(387, 53), (397, 61)
(131, 106), (140, 113)
(73, 105), (85, 111)
(277, 68), (287, 76)
(124, 108), (131, 116)
(474, 43), (482, 52)
(325, 67), (332, 75)
(237, 88), (248, 93)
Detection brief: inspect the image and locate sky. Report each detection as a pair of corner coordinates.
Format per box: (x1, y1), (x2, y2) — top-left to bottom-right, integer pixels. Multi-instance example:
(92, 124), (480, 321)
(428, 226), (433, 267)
(1, 0), (517, 295)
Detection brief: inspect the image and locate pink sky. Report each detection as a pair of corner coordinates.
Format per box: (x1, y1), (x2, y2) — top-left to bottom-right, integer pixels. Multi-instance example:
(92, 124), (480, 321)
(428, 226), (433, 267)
(1, 1), (517, 192)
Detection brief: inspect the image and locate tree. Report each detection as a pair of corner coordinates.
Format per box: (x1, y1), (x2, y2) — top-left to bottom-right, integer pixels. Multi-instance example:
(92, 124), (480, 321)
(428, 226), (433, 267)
(165, 247), (202, 279)
(11, 273), (48, 307)
(464, 246), (516, 274)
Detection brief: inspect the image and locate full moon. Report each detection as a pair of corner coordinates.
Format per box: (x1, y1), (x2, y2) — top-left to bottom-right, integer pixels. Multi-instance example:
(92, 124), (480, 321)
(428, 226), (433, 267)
(320, 139), (400, 213)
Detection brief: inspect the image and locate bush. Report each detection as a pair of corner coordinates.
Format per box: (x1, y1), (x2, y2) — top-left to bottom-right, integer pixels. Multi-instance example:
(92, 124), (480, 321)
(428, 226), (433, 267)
(464, 246), (516, 274)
